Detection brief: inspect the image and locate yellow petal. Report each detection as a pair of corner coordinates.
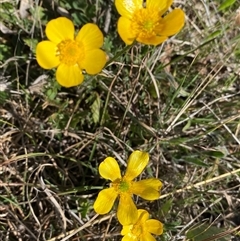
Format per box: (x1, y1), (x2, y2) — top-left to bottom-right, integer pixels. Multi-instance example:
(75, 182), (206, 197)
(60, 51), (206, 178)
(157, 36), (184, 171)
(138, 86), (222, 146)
(160, 9), (185, 36)
(137, 209), (149, 222)
(124, 151), (149, 180)
(122, 234), (137, 241)
(80, 49), (107, 75)
(36, 41), (59, 69)
(46, 17), (74, 44)
(117, 17), (136, 45)
(121, 225), (132, 235)
(145, 219), (163, 235)
(56, 64), (84, 87)
(117, 194), (138, 225)
(93, 188), (118, 214)
(132, 179), (162, 200)
(147, 0), (173, 16)
(136, 35), (168, 46)
(76, 23), (104, 51)
(115, 0), (142, 19)
(142, 232), (157, 241)
(99, 157), (121, 181)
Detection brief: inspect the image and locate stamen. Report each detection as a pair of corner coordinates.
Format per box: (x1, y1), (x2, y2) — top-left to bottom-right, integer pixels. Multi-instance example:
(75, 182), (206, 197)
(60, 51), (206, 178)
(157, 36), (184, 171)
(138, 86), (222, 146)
(57, 39), (84, 65)
(119, 180), (130, 192)
(111, 178), (132, 193)
(131, 222), (143, 237)
(131, 8), (163, 39)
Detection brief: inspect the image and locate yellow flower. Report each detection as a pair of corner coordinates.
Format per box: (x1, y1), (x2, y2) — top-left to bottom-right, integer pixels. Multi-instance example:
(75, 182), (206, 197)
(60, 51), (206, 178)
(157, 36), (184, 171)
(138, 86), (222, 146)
(36, 17), (107, 87)
(115, 0), (185, 45)
(93, 150), (162, 225)
(121, 209), (163, 241)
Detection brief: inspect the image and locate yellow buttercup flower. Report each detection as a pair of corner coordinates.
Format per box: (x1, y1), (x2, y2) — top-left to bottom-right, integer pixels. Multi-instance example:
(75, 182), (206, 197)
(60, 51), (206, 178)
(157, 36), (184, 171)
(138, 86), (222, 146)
(93, 150), (162, 225)
(36, 17), (107, 87)
(121, 209), (163, 241)
(115, 0), (185, 45)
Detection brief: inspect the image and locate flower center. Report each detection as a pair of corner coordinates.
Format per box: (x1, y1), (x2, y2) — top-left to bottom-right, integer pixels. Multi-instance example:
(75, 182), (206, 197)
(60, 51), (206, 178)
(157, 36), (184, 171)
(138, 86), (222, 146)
(112, 178), (132, 193)
(131, 222), (143, 237)
(131, 8), (163, 39)
(119, 180), (130, 192)
(57, 39), (84, 66)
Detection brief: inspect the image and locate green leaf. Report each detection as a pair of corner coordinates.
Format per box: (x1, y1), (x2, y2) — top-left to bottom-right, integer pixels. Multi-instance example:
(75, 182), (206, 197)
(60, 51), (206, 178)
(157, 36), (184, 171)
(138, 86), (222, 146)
(203, 150), (225, 158)
(148, 82), (158, 99)
(23, 38), (38, 53)
(160, 199), (173, 216)
(91, 93), (101, 124)
(186, 223), (230, 241)
(182, 119), (191, 131)
(168, 137), (190, 144)
(0, 91), (9, 105)
(183, 156), (209, 167)
(218, 0), (236, 11)
(205, 30), (222, 42)
(29, 6), (45, 20)
(46, 88), (57, 101)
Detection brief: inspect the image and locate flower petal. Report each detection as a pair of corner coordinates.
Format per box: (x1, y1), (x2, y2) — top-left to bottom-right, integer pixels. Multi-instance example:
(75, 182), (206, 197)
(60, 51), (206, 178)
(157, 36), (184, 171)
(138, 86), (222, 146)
(115, 0), (142, 19)
(137, 209), (149, 222)
(141, 232), (157, 241)
(136, 35), (168, 46)
(124, 151), (149, 180)
(76, 23), (104, 51)
(117, 194), (138, 225)
(80, 49), (107, 75)
(132, 179), (162, 200)
(99, 157), (121, 181)
(160, 9), (185, 36)
(147, 0), (173, 16)
(122, 234), (137, 241)
(121, 225), (132, 235)
(56, 64), (84, 87)
(117, 17), (136, 45)
(93, 188), (118, 214)
(145, 219), (163, 235)
(36, 41), (60, 69)
(46, 17), (75, 44)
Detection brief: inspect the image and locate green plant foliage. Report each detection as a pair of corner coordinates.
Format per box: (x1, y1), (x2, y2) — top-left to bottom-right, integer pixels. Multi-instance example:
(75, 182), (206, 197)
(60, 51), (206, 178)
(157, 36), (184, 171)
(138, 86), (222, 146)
(91, 92), (101, 124)
(0, 91), (8, 105)
(186, 224), (230, 241)
(218, 0), (236, 11)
